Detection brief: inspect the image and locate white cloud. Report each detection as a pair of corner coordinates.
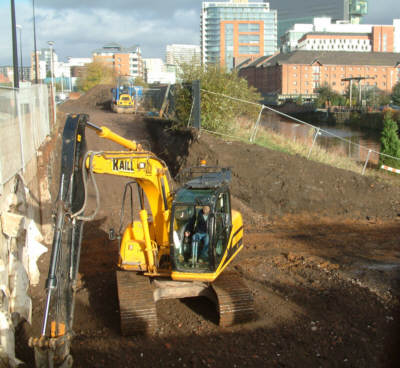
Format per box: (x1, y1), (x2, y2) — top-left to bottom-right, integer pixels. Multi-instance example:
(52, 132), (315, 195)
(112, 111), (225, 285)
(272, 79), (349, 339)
(0, 0), (397, 67)
(0, 1), (201, 65)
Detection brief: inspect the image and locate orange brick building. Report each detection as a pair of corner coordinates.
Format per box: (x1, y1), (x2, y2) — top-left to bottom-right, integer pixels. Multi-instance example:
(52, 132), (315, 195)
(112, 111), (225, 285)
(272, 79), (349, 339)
(92, 43), (144, 79)
(239, 51), (400, 103)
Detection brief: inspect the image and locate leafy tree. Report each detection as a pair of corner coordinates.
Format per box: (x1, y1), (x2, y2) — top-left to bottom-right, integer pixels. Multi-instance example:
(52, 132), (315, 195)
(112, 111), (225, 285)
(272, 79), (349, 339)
(295, 95), (303, 105)
(315, 83), (345, 108)
(174, 64), (261, 133)
(134, 76), (148, 88)
(76, 62), (116, 92)
(344, 82), (360, 107)
(379, 111), (400, 169)
(391, 81), (400, 106)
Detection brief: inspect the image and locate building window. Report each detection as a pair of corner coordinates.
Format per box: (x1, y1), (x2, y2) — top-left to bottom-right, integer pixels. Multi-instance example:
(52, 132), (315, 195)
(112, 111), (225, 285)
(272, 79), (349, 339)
(304, 74), (308, 78)
(293, 81), (297, 85)
(293, 73), (297, 77)
(239, 23), (260, 32)
(293, 66), (297, 70)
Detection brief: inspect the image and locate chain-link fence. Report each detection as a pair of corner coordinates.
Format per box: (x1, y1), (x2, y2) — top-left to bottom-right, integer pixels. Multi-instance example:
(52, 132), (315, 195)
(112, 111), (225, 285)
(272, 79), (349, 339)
(197, 89), (400, 176)
(0, 84), (50, 191)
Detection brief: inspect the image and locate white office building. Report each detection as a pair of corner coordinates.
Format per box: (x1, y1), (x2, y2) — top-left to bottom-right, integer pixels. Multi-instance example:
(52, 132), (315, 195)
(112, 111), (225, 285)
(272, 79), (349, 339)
(144, 58), (176, 84)
(281, 17), (400, 53)
(166, 44), (201, 66)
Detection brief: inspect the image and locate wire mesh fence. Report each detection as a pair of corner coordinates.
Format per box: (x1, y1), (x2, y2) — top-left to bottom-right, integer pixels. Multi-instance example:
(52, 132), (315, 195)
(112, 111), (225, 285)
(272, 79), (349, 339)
(198, 89), (400, 176)
(0, 84), (50, 191)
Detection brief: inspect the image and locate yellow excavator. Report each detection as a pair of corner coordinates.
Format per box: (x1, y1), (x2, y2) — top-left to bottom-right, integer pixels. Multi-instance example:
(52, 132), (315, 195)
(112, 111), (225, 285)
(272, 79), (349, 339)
(31, 114), (254, 367)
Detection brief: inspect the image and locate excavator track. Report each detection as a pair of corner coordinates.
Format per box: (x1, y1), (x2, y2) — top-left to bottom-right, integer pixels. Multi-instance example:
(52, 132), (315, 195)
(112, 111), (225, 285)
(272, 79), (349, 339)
(116, 271), (157, 336)
(212, 271), (254, 327)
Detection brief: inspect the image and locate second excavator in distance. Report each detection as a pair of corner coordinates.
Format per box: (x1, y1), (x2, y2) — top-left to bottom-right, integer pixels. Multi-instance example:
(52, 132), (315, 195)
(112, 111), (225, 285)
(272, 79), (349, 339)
(31, 114), (254, 368)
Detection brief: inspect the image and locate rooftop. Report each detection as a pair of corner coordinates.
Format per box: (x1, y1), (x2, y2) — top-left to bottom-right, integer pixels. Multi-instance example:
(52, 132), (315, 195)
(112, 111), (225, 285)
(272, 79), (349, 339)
(241, 51), (400, 68)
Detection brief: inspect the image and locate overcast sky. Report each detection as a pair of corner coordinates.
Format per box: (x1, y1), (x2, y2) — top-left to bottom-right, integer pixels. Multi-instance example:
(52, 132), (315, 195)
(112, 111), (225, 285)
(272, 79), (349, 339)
(0, 0), (397, 66)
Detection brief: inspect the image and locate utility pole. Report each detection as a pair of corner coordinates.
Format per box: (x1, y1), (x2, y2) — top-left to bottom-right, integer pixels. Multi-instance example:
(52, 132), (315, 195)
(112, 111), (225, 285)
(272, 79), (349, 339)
(10, 0), (19, 88)
(32, 0), (38, 83)
(349, 79), (353, 108)
(17, 25), (23, 82)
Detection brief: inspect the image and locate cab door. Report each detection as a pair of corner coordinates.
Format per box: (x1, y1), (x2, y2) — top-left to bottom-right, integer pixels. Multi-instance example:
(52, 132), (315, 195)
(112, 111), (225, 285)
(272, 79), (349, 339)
(212, 190), (232, 267)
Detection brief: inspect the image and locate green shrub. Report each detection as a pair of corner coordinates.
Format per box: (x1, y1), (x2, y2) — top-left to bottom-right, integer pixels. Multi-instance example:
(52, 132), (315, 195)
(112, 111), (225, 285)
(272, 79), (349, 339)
(379, 111), (400, 169)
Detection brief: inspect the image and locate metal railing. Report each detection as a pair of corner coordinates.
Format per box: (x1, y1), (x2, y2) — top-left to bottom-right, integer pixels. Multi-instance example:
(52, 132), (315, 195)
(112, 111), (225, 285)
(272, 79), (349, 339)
(198, 89), (400, 176)
(0, 84), (50, 192)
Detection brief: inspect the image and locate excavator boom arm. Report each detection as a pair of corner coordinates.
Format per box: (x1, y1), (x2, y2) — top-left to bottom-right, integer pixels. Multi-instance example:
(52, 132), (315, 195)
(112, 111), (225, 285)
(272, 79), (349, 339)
(33, 114), (172, 367)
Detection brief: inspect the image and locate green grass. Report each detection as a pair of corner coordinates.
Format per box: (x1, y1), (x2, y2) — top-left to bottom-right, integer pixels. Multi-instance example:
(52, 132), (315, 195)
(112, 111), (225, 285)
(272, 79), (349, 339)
(205, 122), (400, 185)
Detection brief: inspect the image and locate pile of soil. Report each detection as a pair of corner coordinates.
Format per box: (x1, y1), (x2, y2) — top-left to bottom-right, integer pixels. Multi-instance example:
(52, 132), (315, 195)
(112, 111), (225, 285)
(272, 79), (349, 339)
(60, 84), (113, 112)
(24, 92), (400, 368)
(147, 119), (400, 221)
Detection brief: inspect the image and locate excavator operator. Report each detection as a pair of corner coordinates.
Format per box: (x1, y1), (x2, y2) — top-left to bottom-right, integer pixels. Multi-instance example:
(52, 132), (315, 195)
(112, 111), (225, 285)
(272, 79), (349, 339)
(184, 205), (210, 263)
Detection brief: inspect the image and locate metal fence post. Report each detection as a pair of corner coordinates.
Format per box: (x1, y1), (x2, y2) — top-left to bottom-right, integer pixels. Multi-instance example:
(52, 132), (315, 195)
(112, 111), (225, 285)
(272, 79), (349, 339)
(192, 80), (201, 130)
(362, 149), (372, 175)
(250, 105), (265, 143)
(307, 127), (320, 159)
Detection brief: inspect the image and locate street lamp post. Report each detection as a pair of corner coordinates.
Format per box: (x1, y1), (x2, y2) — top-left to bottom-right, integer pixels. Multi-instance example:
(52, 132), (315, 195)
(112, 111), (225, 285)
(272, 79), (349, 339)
(47, 41), (56, 124)
(16, 25), (23, 82)
(47, 41), (55, 92)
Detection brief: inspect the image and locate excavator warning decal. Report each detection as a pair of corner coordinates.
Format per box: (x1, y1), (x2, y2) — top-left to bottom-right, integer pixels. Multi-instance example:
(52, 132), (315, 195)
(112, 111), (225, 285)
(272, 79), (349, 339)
(113, 159), (135, 173)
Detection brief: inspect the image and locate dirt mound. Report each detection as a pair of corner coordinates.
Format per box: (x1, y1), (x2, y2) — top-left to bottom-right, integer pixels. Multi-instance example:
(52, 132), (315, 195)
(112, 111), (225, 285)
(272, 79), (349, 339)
(25, 113), (400, 368)
(147, 119), (400, 221)
(60, 84), (113, 112)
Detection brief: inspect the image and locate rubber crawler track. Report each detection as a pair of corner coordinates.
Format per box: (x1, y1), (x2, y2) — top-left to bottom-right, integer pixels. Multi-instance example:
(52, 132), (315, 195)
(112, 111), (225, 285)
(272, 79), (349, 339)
(116, 271), (157, 336)
(212, 271), (254, 327)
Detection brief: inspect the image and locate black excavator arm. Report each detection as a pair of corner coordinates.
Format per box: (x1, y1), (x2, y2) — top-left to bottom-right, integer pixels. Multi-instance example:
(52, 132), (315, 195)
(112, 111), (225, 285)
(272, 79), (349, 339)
(31, 114), (88, 368)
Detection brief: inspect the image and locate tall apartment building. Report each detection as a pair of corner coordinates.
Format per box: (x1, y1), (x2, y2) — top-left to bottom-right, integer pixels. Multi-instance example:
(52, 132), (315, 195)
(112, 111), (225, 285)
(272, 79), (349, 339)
(92, 43), (144, 79)
(239, 50), (400, 104)
(281, 18), (400, 53)
(268, 0), (368, 42)
(166, 44), (201, 65)
(201, 0), (278, 70)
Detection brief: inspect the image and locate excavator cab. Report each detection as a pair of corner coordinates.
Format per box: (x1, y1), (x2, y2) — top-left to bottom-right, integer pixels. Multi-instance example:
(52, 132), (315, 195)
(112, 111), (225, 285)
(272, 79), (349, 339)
(170, 168), (236, 275)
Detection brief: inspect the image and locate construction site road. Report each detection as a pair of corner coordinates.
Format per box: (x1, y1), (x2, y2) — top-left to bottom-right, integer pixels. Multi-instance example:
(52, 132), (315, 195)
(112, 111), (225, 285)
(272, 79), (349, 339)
(25, 85), (400, 368)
